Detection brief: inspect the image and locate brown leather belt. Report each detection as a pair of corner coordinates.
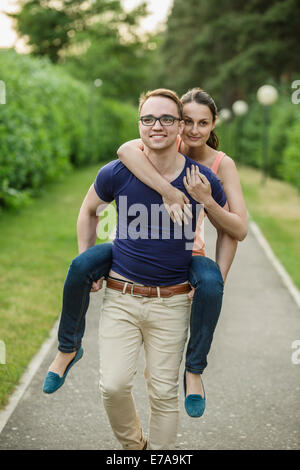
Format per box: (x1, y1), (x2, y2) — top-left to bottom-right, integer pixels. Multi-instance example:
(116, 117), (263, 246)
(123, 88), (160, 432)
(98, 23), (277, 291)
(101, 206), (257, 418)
(106, 277), (191, 298)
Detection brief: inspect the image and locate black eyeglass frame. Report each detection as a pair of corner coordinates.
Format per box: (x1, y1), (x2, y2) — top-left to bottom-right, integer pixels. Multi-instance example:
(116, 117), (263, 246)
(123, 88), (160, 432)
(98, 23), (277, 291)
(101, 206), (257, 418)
(139, 115), (182, 126)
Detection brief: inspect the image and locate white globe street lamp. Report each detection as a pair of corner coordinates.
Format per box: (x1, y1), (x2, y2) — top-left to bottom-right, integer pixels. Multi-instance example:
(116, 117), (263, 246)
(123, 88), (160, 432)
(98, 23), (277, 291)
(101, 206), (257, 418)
(257, 85), (278, 106)
(219, 108), (232, 122)
(94, 78), (103, 88)
(256, 85), (278, 184)
(232, 100), (248, 116)
(232, 100), (248, 162)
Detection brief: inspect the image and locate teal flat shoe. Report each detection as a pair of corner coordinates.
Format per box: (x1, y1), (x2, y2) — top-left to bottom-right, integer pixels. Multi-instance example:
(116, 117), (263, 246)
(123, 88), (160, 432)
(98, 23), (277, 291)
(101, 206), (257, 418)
(183, 370), (206, 418)
(42, 347), (84, 394)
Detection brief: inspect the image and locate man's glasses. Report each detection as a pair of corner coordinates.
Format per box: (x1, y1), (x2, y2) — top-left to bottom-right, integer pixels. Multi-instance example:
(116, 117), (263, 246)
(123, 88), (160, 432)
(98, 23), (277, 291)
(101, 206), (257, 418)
(139, 115), (181, 126)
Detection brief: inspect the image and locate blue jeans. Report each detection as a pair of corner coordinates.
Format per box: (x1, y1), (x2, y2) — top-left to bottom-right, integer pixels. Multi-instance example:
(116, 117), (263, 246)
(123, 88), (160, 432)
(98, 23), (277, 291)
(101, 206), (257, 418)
(58, 243), (224, 374)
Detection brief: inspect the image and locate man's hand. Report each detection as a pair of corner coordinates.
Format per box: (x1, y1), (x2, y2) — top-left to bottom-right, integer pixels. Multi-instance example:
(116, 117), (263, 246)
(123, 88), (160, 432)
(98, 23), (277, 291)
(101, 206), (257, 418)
(90, 276), (105, 292)
(162, 187), (193, 225)
(183, 165), (212, 204)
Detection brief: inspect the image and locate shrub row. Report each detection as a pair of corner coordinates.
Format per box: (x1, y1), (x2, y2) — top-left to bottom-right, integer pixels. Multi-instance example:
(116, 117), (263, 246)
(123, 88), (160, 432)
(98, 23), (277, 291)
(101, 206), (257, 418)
(217, 93), (300, 190)
(0, 49), (138, 210)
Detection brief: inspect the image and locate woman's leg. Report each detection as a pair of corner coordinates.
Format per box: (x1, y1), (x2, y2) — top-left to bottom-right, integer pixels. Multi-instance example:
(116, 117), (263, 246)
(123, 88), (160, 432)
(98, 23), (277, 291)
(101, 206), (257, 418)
(186, 256), (224, 393)
(45, 242), (113, 382)
(58, 242), (113, 352)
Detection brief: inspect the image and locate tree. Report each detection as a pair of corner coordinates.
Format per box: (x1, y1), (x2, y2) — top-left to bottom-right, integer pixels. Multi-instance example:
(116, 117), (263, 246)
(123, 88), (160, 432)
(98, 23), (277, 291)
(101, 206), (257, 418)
(9, 0), (122, 63)
(157, 0), (300, 106)
(8, 0), (157, 103)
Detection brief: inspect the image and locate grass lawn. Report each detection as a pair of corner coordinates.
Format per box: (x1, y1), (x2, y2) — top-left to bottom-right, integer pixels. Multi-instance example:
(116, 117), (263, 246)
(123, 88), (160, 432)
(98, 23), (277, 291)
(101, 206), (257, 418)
(0, 162), (299, 410)
(238, 165), (300, 290)
(0, 163), (104, 409)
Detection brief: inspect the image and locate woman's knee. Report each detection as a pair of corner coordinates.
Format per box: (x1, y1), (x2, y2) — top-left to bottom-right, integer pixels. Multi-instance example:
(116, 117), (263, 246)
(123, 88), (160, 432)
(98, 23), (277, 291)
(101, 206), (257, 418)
(67, 252), (92, 283)
(189, 256), (223, 290)
(68, 243), (112, 282)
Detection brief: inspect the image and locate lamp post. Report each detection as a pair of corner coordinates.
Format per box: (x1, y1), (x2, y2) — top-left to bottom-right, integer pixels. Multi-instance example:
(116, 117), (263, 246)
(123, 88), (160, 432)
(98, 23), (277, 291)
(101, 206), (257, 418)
(88, 78), (102, 158)
(232, 100), (248, 163)
(218, 108), (232, 154)
(256, 85), (278, 184)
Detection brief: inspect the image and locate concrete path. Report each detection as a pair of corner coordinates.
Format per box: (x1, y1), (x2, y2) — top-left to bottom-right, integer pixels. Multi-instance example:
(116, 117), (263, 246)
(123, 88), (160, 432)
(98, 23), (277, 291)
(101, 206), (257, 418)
(0, 221), (299, 450)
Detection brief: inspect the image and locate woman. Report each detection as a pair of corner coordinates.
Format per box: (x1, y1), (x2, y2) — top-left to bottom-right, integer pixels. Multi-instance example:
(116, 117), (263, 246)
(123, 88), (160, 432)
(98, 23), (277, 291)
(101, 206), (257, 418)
(43, 88), (247, 418)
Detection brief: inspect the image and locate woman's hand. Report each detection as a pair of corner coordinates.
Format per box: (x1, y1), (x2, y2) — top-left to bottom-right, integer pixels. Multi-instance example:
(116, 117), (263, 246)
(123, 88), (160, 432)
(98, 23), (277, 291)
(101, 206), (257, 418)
(162, 187), (193, 225)
(188, 286), (195, 300)
(90, 276), (105, 292)
(183, 165), (212, 204)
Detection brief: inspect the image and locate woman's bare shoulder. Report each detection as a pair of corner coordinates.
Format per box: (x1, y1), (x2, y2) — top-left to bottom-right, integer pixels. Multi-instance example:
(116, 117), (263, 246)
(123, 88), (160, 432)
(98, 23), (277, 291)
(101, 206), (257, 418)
(218, 154), (238, 172)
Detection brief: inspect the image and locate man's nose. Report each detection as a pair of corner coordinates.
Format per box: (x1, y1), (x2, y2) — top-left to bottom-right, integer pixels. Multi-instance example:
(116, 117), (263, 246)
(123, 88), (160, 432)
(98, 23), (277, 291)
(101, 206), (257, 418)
(152, 118), (164, 130)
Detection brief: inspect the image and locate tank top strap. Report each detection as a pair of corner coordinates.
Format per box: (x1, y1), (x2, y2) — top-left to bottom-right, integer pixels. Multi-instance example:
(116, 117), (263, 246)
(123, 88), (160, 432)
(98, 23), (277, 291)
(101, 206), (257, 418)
(176, 134), (182, 152)
(210, 152), (226, 175)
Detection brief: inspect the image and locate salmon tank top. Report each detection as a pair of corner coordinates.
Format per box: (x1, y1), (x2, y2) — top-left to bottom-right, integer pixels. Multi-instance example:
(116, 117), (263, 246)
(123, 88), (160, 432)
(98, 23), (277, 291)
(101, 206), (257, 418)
(176, 135), (225, 257)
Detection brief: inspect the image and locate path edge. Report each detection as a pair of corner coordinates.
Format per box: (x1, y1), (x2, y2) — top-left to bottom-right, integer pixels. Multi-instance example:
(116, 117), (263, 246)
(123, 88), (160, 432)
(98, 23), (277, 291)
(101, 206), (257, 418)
(249, 219), (300, 309)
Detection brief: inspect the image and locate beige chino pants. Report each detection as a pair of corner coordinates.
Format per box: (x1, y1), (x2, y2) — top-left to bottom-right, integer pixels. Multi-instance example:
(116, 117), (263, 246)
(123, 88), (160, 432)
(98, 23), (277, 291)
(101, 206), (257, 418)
(99, 286), (191, 450)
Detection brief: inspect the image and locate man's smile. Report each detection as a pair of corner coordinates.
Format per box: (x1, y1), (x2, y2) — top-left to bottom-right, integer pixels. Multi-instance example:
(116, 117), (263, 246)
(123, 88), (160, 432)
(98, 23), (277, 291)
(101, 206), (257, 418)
(150, 133), (167, 138)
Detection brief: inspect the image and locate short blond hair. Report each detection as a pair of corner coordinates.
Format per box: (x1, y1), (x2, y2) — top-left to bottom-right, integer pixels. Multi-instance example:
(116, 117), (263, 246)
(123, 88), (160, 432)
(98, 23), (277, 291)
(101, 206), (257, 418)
(139, 88), (183, 119)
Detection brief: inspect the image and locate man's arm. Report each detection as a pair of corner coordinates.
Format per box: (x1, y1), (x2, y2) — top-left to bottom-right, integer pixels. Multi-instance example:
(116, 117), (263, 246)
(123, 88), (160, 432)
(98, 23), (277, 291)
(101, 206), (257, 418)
(77, 184), (110, 254)
(117, 139), (192, 225)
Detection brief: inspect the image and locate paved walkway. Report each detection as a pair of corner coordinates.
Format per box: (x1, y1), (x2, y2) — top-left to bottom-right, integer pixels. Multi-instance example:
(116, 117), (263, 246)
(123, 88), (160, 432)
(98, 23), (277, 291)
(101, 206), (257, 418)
(0, 221), (299, 450)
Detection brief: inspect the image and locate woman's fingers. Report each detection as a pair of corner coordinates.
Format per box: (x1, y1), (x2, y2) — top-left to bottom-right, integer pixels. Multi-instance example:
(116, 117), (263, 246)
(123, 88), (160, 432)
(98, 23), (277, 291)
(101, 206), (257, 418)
(183, 203), (193, 220)
(185, 166), (191, 184)
(198, 170), (209, 184)
(90, 276), (105, 292)
(163, 187), (193, 225)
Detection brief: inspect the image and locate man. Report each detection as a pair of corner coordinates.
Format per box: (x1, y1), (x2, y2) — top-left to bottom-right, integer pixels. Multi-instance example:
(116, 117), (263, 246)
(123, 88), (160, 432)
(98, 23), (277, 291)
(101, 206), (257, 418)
(78, 88), (228, 450)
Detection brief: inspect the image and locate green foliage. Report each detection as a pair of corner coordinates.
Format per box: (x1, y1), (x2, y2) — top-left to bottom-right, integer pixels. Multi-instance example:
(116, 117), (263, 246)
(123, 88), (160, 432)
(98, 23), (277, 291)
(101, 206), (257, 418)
(0, 49), (138, 210)
(158, 0), (300, 106)
(9, 0), (122, 63)
(217, 93), (300, 190)
(9, 0), (154, 103)
(281, 115), (300, 190)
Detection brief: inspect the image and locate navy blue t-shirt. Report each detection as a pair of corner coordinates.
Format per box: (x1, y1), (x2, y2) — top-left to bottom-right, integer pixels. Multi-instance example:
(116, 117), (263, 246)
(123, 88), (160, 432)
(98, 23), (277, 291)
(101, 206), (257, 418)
(94, 155), (226, 286)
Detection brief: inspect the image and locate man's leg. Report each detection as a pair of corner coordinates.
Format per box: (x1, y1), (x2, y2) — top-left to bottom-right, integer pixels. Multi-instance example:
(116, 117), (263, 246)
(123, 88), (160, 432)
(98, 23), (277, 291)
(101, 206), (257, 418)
(142, 293), (190, 450)
(99, 288), (146, 450)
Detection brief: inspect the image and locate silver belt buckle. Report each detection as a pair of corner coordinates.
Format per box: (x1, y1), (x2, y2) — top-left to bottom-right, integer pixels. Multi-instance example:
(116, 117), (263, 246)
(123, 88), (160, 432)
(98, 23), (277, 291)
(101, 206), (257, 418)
(131, 283), (143, 298)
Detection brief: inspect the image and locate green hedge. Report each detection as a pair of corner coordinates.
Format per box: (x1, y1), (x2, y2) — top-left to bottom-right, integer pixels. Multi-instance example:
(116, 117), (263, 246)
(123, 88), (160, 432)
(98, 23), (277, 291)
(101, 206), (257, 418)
(217, 94), (300, 190)
(0, 50), (138, 210)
